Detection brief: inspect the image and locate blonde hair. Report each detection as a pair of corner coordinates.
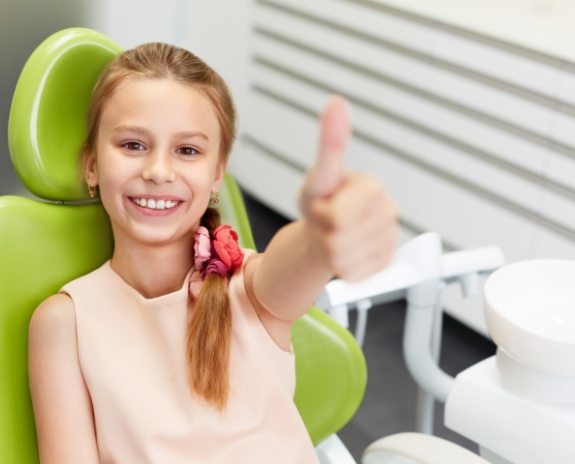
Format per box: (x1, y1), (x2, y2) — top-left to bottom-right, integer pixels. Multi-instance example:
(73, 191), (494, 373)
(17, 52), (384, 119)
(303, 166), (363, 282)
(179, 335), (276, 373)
(84, 43), (237, 410)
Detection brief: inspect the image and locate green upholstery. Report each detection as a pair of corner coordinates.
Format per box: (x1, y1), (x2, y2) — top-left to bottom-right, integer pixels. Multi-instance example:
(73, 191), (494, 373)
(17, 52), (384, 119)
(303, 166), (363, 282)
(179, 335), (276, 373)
(8, 28), (122, 201)
(0, 198), (113, 463)
(0, 28), (367, 463)
(293, 308), (366, 444)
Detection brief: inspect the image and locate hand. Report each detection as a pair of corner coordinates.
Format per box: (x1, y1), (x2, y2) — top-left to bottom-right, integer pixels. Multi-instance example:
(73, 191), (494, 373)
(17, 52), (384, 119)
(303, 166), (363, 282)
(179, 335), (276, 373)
(299, 96), (398, 282)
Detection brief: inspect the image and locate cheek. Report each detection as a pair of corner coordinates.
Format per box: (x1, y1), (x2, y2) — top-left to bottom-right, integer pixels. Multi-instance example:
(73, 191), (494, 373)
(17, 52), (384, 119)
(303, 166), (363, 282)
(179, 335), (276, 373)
(189, 163), (221, 193)
(97, 179), (123, 219)
(98, 166), (122, 193)
(95, 161), (130, 210)
(191, 177), (215, 205)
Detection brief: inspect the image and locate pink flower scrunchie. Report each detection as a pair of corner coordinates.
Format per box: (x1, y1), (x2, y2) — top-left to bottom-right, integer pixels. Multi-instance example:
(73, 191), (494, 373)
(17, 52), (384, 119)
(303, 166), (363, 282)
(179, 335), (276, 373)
(193, 224), (244, 280)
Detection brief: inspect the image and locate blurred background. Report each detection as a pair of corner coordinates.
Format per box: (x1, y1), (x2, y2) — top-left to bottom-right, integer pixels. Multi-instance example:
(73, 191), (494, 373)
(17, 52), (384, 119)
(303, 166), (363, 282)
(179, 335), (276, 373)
(2, 0), (574, 459)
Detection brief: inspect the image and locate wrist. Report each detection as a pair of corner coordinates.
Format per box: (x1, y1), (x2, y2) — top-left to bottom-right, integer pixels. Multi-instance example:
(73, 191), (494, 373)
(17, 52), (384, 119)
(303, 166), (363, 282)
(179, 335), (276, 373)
(299, 220), (335, 281)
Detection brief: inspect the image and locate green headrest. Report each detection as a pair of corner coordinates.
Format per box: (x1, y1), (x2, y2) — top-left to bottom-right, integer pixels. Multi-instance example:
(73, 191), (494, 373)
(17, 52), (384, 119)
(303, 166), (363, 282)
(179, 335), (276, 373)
(8, 28), (122, 201)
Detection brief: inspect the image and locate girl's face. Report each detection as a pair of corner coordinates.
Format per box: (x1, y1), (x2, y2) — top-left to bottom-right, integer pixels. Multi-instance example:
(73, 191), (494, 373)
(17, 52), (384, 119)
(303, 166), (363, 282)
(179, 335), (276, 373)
(85, 77), (225, 247)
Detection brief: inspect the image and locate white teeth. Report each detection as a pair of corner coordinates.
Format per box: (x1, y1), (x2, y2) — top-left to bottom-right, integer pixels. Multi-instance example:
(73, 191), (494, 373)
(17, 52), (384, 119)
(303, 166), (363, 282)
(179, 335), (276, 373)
(133, 198), (178, 210)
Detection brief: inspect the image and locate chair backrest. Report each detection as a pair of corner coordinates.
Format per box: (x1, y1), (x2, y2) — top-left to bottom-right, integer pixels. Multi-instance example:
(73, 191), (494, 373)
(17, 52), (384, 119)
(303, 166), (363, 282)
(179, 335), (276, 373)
(0, 28), (366, 463)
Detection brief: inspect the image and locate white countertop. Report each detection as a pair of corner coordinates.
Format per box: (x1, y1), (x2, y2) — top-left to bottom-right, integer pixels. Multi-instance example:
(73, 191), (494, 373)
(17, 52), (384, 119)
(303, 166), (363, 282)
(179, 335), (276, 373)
(377, 0), (575, 63)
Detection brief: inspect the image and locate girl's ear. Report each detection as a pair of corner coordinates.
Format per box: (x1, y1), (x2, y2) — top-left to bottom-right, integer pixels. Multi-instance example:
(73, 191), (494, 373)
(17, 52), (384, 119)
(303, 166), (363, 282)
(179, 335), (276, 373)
(83, 149), (99, 187)
(212, 159), (226, 192)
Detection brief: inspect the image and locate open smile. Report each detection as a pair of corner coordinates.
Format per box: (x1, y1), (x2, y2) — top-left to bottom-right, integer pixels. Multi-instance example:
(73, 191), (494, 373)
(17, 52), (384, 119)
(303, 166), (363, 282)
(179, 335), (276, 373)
(128, 196), (184, 214)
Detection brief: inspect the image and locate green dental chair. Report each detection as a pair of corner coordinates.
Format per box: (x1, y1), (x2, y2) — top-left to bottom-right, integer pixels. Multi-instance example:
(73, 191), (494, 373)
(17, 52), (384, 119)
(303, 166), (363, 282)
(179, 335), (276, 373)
(0, 28), (366, 463)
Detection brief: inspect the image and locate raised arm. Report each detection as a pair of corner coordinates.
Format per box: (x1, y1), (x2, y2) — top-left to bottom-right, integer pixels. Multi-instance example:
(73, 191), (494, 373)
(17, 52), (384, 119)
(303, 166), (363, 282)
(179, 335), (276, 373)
(28, 294), (99, 464)
(246, 97), (397, 328)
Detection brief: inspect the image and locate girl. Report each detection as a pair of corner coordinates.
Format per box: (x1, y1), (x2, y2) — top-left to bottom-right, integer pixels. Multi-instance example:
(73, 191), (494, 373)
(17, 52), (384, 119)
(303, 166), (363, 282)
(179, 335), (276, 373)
(28, 43), (397, 463)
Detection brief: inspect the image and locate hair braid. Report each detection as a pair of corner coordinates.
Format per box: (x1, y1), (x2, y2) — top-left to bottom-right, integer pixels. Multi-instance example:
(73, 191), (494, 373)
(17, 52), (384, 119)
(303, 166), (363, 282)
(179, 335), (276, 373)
(187, 207), (232, 410)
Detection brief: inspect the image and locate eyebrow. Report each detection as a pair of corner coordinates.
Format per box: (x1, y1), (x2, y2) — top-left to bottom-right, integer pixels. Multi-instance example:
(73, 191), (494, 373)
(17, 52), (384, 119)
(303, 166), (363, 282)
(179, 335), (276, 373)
(112, 125), (209, 141)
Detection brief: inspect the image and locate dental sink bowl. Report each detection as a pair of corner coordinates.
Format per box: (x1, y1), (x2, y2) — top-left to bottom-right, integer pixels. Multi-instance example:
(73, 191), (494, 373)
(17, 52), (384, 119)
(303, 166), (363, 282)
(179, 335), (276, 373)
(484, 260), (575, 403)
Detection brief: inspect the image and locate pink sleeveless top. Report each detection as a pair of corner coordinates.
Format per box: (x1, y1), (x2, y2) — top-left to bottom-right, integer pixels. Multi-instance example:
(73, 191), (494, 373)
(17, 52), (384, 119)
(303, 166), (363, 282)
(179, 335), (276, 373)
(61, 251), (318, 463)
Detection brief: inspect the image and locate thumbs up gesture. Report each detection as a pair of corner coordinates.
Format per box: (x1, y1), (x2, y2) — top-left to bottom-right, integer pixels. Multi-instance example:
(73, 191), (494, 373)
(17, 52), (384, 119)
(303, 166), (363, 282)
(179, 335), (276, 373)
(299, 96), (398, 282)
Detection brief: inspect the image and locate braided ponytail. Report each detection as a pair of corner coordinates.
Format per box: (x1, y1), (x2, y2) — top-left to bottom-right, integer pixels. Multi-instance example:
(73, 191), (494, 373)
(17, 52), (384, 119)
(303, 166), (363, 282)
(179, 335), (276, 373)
(186, 207), (232, 410)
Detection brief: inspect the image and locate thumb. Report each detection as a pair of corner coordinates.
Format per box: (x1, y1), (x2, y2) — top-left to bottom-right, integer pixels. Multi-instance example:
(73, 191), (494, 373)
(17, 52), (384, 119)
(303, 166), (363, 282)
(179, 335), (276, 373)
(303, 96), (351, 200)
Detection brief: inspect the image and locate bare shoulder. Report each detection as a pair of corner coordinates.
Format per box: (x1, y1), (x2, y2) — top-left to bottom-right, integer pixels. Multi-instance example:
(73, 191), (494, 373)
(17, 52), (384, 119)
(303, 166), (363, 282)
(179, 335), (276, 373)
(29, 293), (77, 376)
(29, 294), (99, 462)
(29, 293), (76, 344)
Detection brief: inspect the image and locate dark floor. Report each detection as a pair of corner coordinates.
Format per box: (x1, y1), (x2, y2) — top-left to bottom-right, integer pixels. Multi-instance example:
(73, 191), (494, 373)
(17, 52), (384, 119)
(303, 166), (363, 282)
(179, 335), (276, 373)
(240, 189), (496, 462)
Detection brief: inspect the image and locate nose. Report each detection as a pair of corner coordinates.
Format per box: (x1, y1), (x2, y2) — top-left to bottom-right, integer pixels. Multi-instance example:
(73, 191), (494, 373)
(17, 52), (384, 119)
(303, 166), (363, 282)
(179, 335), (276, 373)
(142, 150), (176, 183)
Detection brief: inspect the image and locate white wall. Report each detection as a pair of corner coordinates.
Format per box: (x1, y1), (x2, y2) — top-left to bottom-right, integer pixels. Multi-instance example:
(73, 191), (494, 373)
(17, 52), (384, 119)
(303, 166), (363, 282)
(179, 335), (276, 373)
(181, 0), (253, 128)
(87, 0), (184, 47)
(235, 0), (575, 334)
(379, 0), (575, 62)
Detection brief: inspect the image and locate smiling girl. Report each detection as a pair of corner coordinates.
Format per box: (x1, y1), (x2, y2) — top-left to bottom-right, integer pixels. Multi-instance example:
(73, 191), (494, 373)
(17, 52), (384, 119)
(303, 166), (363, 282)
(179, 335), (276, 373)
(28, 43), (397, 463)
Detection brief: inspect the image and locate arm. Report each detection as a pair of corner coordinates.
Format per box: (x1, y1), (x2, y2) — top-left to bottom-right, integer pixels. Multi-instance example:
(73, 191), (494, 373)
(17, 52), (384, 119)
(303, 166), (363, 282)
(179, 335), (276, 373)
(246, 97), (397, 326)
(29, 294), (99, 464)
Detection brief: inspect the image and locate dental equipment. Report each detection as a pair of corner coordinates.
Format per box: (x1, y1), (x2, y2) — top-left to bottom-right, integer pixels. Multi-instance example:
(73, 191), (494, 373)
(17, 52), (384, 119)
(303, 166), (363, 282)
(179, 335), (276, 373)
(319, 232), (575, 463)
(445, 259), (575, 463)
(316, 232), (505, 434)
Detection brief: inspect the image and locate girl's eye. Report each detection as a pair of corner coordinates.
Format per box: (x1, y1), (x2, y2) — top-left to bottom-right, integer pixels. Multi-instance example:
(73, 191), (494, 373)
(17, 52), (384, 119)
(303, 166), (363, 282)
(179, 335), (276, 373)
(177, 146), (199, 156)
(122, 141), (146, 151)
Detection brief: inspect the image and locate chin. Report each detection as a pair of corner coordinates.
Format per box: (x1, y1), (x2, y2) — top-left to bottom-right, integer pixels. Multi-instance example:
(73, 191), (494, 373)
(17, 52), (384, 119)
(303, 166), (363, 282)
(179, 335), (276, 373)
(112, 221), (194, 248)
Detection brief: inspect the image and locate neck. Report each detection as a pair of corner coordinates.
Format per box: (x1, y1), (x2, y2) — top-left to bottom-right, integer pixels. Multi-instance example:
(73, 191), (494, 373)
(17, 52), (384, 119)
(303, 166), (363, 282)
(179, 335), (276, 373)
(110, 233), (195, 299)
